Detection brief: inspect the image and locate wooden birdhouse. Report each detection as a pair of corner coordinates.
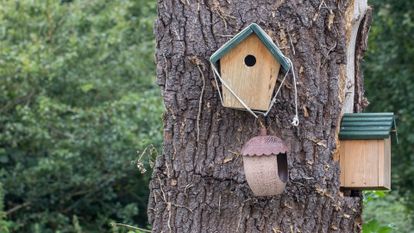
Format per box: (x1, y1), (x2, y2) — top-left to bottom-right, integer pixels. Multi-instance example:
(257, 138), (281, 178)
(210, 23), (291, 112)
(339, 113), (397, 190)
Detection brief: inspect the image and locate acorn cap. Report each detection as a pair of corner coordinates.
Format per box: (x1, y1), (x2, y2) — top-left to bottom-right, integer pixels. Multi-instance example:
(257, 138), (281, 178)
(241, 128), (288, 157)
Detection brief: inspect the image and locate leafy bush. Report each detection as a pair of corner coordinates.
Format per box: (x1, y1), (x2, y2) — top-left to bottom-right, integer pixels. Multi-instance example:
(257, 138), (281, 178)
(365, 0), (414, 212)
(0, 182), (10, 233)
(0, 1), (159, 232)
(363, 191), (413, 233)
(363, 0), (414, 231)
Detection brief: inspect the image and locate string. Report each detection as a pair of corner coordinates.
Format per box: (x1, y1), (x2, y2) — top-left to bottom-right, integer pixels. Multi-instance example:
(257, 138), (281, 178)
(288, 58), (299, 126)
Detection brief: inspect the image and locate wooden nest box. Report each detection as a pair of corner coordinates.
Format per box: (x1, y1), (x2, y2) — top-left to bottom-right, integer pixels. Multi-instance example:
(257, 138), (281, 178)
(210, 23), (291, 111)
(339, 113), (397, 190)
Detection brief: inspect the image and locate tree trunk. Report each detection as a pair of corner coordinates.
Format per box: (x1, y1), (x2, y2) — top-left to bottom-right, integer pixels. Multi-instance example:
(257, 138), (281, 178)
(149, 0), (370, 232)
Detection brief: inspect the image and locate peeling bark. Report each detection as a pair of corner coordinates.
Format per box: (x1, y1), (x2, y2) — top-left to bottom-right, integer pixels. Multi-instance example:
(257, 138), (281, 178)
(342, 1), (369, 114)
(149, 0), (368, 232)
(354, 7), (372, 113)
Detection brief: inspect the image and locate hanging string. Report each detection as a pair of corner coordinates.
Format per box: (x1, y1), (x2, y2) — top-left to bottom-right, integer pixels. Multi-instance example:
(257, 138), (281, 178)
(288, 58), (299, 126)
(258, 116), (266, 129)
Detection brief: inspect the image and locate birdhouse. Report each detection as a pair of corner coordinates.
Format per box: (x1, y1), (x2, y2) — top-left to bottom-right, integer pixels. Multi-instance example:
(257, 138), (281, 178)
(210, 23), (291, 112)
(339, 113), (397, 190)
(241, 128), (288, 196)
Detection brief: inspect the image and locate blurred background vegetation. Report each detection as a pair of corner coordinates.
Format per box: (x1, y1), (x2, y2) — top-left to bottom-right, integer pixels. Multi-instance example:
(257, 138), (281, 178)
(363, 0), (414, 232)
(0, 0), (412, 232)
(0, 1), (160, 232)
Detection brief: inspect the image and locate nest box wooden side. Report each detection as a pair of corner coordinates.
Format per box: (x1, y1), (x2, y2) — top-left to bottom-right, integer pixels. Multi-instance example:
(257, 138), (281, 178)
(221, 34), (280, 111)
(338, 113), (397, 190)
(340, 138), (391, 189)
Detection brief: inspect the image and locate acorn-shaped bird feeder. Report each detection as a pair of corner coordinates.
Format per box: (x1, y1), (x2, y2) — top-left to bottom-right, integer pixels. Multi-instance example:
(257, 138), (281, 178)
(241, 128), (289, 196)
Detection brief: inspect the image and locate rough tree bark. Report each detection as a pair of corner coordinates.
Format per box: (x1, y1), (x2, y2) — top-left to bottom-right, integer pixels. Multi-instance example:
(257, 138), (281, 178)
(148, 0), (370, 232)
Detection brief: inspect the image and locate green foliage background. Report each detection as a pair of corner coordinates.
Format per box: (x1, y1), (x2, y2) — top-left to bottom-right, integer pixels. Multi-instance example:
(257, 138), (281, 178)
(0, 0), (413, 232)
(0, 1), (160, 232)
(363, 0), (414, 232)
(365, 0), (414, 204)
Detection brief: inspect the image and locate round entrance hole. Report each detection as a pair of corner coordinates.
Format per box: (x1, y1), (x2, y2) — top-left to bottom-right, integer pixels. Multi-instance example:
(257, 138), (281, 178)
(244, 55), (256, 67)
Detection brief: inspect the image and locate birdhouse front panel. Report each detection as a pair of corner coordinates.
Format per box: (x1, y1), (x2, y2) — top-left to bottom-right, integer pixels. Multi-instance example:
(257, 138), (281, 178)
(339, 138), (391, 189)
(338, 113), (397, 190)
(220, 34), (281, 111)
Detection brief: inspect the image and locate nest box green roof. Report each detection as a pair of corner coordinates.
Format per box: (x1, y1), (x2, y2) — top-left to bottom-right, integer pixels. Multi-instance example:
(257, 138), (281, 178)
(339, 113), (398, 141)
(209, 23), (291, 72)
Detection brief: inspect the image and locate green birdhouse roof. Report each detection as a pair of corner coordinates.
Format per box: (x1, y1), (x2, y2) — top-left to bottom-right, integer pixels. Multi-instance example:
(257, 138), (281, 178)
(339, 112), (398, 142)
(209, 23), (291, 72)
